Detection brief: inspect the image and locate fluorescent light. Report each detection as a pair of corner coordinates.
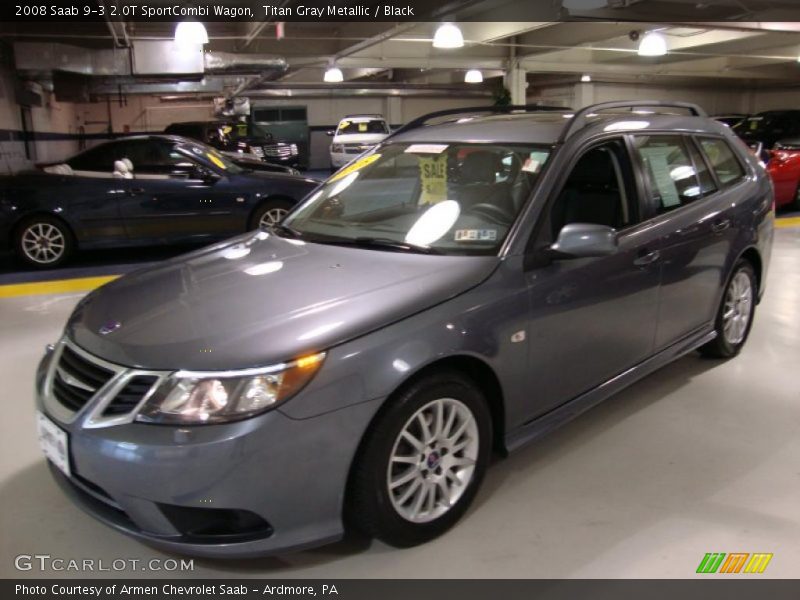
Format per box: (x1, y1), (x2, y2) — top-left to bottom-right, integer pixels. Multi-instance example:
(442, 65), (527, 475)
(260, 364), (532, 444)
(581, 74), (592, 82)
(324, 66), (343, 83)
(638, 31), (667, 57)
(464, 69), (483, 83)
(174, 20), (208, 47)
(433, 23), (464, 49)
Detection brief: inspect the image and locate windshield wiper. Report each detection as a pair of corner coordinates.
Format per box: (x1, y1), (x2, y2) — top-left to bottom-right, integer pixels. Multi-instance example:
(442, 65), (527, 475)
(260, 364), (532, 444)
(271, 223), (302, 238)
(322, 237), (442, 255)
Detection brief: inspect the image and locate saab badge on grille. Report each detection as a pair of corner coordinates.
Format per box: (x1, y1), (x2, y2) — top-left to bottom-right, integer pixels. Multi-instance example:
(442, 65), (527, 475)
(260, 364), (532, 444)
(98, 320), (122, 335)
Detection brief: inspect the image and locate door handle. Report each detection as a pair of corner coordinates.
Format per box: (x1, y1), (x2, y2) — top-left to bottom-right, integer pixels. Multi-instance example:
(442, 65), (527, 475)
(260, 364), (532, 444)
(634, 249), (661, 266)
(711, 219), (731, 234)
(128, 188), (146, 196)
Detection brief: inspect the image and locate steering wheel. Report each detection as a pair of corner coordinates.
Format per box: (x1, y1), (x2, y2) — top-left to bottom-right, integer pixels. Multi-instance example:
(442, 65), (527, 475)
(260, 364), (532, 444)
(466, 203), (513, 225)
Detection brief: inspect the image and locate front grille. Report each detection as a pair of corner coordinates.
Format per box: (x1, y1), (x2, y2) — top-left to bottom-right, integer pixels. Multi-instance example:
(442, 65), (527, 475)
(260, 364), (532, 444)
(344, 143), (374, 154)
(48, 343), (161, 422)
(52, 346), (114, 412)
(263, 143), (297, 158)
(102, 375), (159, 416)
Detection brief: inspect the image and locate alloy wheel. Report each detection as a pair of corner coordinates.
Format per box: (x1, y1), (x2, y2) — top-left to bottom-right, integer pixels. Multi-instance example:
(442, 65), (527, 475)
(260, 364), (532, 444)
(259, 208), (288, 228)
(722, 270), (753, 345)
(387, 397), (479, 524)
(21, 222), (66, 265)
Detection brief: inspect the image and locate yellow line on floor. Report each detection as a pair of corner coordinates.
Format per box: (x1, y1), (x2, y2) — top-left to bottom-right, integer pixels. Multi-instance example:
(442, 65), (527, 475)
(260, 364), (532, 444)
(0, 275), (119, 298)
(776, 216), (800, 228)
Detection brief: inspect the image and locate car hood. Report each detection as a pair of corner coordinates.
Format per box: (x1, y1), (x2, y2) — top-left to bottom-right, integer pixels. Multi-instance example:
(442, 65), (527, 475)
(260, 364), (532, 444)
(67, 232), (498, 370)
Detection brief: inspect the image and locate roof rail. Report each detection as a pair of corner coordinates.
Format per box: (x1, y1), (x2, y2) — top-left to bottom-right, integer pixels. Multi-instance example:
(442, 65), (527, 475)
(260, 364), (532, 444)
(344, 114), (385, 119)
(558, 100), (707, 142)
(388, 104), (571, 140)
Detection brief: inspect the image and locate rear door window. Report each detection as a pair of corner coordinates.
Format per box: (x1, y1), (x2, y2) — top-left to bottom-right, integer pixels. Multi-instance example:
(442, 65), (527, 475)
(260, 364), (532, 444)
(697, 137), (746, 187)
(632, 135), (703, 213)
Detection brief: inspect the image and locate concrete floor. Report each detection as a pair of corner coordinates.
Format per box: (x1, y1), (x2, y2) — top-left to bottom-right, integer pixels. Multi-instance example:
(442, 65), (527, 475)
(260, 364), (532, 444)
(1, 227), (798, 579)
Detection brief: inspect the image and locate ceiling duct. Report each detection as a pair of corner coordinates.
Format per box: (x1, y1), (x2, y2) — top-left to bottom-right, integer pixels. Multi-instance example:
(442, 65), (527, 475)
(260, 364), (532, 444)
(14, 42), (288, 80)
(14, 42), (130, 77)
(204, 52), (288, 76)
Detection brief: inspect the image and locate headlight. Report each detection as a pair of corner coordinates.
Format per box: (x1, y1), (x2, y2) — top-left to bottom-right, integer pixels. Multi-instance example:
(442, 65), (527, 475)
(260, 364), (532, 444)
(251, 146), (264, 157)
(289, 144), (298, 155)
(136, 353), (325, 425)
(331, 144), (343, 153)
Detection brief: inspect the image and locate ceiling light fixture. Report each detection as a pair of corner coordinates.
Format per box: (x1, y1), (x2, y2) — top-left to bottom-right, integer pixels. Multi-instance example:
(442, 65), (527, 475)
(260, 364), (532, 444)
(174, 20), (209, 47)
(324, 66), (344, 83)
(464, 69), (483, 83)
(638, 31), (668, 57)
(433, 23), (464, 49)
(581, 74), (592, 82)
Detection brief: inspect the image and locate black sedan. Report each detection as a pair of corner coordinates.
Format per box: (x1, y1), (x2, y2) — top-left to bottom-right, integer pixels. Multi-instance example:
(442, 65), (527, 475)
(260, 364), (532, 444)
(0, 135), (319, 268)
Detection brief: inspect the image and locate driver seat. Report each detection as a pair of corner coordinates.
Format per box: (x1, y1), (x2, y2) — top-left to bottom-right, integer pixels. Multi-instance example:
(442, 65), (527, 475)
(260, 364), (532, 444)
(457, 151), (512, 216)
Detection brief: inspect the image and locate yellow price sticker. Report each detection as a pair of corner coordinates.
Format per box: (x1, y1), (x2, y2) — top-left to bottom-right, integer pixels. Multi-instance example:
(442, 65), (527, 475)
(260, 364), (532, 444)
(329, 154), (381, 182)
(207, 153), (227, 170)
(419, 154), (448, 204)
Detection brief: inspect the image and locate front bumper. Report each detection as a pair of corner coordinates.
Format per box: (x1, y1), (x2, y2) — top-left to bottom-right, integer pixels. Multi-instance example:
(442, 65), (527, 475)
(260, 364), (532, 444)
(36, 351), (381, 558)
(329, 152), (350, 168)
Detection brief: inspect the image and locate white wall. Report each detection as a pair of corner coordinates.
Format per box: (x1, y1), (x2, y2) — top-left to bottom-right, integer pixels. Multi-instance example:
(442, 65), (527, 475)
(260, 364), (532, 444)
(0, 64), (81, 174)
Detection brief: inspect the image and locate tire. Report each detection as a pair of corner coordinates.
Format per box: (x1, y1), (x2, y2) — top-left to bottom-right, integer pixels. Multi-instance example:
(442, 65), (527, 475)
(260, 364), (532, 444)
(14, 215), (75, 269)
(699, 260), (757, 358)
(346, 370), (492, 547)
(248, 198), (294, 230)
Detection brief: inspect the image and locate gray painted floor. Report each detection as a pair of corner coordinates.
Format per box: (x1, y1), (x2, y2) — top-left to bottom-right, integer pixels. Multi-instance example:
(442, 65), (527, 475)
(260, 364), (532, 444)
(1, 227), (798, 579)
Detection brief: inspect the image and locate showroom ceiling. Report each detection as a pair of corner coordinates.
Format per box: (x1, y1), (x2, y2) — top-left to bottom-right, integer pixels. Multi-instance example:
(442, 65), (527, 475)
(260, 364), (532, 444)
(1, 0), (799, 97)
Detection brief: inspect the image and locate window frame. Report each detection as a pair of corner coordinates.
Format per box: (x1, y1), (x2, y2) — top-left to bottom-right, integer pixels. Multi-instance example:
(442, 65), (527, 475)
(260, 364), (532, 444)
(630, 132), (724, 221)
(693, 134), (748, 190)
(526, 134), (645, 260)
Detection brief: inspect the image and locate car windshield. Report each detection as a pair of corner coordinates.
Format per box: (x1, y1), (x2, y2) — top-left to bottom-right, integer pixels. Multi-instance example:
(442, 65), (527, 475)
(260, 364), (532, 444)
(176, 140), (244, 175)
(337, 119), (389, 135)
(282, 142), (551, 256)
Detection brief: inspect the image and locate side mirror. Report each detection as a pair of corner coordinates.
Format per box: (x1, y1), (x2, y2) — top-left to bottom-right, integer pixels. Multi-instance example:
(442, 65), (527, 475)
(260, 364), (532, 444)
(549, 223), (618, 259)
(326, 130), (335, 137)
(192, 165), (220, 184)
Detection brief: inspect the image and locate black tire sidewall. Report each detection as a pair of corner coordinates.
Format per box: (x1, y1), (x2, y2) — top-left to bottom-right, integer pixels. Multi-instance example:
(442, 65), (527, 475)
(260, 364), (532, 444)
(349, 371), (492, 547)
(14, 216), (74, 269)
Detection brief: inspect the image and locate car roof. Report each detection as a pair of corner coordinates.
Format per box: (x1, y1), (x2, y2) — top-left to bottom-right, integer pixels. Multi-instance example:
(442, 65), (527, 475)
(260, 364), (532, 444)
(98, 134), (196, 144)
(166, 121), (239, 128)
(340, 115), (385, 122)
(388, 111), (729, 145)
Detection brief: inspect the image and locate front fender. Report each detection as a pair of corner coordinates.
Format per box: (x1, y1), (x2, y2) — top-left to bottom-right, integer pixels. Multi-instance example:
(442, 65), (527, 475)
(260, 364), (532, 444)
(280, 257), (530, 432)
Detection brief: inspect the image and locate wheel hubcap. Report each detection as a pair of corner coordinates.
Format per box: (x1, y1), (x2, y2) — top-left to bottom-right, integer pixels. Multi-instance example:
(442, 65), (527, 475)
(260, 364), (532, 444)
(259, 208), (287, 228)
(21, 223), (65, 264)
(387, 398), (479, 524)
(722, 271), (753, 345)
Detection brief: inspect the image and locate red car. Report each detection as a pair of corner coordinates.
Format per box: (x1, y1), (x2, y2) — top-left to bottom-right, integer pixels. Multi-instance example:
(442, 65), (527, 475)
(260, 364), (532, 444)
(766, 139), (800, 210)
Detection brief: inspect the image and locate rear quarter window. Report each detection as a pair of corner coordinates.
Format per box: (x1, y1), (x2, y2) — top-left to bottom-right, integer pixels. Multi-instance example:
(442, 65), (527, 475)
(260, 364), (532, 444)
(698, 137), (746, 186)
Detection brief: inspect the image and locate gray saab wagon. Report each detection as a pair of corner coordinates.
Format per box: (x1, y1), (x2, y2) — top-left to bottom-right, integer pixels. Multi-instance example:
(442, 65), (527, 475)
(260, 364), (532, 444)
(35, 101), (774, 557)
